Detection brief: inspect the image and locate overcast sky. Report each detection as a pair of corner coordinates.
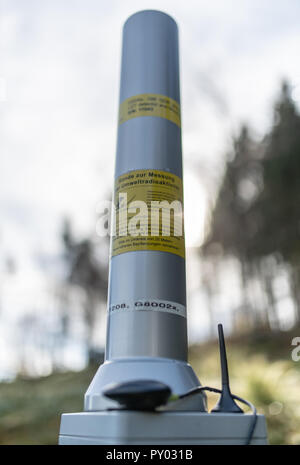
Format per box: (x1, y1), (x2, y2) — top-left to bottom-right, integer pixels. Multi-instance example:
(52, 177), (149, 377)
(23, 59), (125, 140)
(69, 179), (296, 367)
(1, 0), (300, 372)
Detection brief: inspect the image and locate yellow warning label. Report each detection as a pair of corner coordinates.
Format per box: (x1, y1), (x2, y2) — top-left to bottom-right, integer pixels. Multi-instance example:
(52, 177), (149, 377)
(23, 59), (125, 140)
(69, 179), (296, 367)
(112, 170), (185, 258)
(119, 94), (181, 127)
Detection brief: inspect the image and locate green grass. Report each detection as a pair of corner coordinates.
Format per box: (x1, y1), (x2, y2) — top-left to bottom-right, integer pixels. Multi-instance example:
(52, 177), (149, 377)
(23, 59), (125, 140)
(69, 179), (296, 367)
(0, 328), (300, 444)
(0, 368), (96, 445)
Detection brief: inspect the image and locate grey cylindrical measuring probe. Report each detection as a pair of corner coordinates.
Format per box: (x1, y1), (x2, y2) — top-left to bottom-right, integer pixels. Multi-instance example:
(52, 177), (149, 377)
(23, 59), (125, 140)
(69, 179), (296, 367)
(106, 10), (187, 361)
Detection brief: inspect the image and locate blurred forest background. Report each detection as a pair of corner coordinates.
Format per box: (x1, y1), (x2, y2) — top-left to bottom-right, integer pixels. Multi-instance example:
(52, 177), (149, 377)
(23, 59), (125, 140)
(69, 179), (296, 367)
(1, 0), (300, 446)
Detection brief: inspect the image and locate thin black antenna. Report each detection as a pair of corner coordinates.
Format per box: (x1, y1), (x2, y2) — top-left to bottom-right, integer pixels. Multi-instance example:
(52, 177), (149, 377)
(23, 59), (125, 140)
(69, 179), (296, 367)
(211, 324), (243, 413)
(219, 323), (230, 386)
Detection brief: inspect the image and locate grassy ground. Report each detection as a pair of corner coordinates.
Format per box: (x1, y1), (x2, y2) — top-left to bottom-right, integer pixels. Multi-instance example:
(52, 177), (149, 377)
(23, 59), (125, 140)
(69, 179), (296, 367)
(0, 327), (300, 445)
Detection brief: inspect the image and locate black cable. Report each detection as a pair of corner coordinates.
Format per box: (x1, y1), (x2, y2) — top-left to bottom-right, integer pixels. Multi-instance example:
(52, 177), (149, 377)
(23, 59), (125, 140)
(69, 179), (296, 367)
(177, 386), (257, 445)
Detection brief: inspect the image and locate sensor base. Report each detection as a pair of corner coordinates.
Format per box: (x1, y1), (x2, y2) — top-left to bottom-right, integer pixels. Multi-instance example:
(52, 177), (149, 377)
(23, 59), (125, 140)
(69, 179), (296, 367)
(59, 411), (268, 445)
(84, 358), (206, 411)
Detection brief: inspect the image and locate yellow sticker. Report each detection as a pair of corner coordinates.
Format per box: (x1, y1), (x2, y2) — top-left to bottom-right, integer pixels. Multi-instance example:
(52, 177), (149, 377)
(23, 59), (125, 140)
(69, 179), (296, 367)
(112, 170), (185, 258)
(119, 94), (181, 127)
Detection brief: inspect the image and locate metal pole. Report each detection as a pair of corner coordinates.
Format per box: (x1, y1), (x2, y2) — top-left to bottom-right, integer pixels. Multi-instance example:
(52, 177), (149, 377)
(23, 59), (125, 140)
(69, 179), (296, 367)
(107, 10), (186, 361)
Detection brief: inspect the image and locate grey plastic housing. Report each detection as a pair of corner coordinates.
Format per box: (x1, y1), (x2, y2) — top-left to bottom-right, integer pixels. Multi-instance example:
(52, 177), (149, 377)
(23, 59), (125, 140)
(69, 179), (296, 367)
(84, 357), (206, 411)
(59, 411), (268, 445)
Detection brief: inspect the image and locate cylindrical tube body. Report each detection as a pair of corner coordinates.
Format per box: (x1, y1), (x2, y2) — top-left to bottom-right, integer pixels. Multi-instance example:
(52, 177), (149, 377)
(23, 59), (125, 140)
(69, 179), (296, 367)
(106, 10), (187, 362)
